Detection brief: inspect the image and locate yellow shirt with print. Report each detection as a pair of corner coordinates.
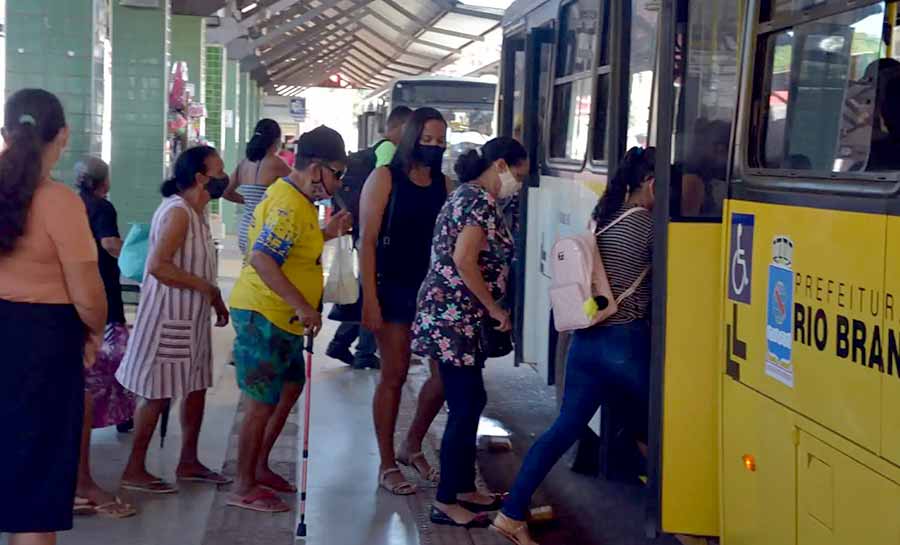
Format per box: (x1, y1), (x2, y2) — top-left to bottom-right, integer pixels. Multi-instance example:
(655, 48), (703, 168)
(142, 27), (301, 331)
(230, 178), (323, 336)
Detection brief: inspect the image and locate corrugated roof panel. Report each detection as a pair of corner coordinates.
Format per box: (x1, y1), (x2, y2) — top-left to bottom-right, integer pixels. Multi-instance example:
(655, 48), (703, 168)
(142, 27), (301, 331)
(432, 12), (498, 35)
(417, 31), (470, 49)
(406, 41), (452, 58)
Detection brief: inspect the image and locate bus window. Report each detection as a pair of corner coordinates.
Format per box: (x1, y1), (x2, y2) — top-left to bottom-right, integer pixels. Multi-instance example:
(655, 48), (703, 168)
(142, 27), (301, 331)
(671, 0), (740, 218)
(549, 0), (598, 162)
(752, 1), (900, 174)
(591, 1), (611, 161)
(625, 0), (659, 150)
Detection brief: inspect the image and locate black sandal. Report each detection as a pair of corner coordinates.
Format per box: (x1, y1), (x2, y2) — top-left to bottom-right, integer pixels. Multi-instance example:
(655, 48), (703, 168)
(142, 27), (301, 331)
(430, 506), (491, 528)
(458, 493), (507, 513)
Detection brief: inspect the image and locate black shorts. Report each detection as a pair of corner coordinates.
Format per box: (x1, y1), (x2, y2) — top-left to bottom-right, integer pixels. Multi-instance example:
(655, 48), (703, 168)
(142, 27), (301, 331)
(377, 282), (420, 324)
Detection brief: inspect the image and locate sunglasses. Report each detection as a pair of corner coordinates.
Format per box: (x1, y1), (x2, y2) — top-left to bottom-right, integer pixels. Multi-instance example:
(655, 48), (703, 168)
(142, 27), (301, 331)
(318, 162), (345, 181)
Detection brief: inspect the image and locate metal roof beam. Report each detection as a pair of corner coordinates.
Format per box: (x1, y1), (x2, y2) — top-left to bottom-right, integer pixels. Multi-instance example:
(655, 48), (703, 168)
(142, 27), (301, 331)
(254, 0), (346, 48)
(252, 2), (363, 63)
(348, 47), (419, 75)
(449, 5), (504, 21)
(266, 29), (354, 72)
(274, 42), (354, 81)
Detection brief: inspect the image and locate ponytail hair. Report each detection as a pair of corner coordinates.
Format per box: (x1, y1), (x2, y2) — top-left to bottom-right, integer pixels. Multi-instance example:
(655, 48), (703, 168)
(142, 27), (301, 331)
(454, 136), (528, 184)
(246, 119), (281, 162)
(161, 145), (217, 197)
(74, 156), (110, 197)
(0, 88), (67, 255)
(592, 146), (656, 226)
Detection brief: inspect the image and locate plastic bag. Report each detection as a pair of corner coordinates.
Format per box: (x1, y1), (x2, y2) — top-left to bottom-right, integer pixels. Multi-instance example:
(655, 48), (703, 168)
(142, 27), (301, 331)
(119, 223), (151, 283)
(323, 235), (359, 305)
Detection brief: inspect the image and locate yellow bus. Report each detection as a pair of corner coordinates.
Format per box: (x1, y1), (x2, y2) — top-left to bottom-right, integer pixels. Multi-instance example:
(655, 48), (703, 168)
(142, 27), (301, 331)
(499, 0), (900, 541)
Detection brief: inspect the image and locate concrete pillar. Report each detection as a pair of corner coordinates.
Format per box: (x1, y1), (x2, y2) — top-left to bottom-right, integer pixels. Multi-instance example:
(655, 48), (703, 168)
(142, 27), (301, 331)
(5, 0), (109, 180)
(111, 0), (169, 228)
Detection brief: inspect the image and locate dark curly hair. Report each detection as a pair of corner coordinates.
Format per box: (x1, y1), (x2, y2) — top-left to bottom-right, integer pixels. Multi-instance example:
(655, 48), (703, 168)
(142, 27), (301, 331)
(454, 137), (528, 184)
(0, 89), (67, 255)
(592, 146), (656, 226)
(161, 146), (219, 197)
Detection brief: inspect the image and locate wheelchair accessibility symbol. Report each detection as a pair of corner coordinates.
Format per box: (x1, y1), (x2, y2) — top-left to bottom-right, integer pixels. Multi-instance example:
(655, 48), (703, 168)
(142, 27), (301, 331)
(728, 214), (754, 304)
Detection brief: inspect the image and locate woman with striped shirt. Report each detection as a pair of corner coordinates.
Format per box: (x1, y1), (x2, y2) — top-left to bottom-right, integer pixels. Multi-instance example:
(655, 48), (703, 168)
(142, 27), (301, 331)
(224, 119), (292, 255)
(493, 147), (655, 545)
(116, 146), (232, 494)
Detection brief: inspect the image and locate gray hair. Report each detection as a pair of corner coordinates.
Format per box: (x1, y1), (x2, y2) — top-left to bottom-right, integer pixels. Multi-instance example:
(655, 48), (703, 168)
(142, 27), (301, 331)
(74, 155), (109, 195)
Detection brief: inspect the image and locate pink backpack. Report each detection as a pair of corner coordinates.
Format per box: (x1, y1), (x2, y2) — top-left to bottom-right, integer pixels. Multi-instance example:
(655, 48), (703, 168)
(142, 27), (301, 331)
(549, 207), (649, 332)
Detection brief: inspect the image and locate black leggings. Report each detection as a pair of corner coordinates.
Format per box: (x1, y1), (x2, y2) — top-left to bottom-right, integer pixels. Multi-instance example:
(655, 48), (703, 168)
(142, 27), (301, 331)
(436, 363), (487, 504)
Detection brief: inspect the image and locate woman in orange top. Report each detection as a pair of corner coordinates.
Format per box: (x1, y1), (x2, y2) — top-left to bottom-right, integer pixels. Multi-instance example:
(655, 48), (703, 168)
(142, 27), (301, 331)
(0, 89), (107, 545)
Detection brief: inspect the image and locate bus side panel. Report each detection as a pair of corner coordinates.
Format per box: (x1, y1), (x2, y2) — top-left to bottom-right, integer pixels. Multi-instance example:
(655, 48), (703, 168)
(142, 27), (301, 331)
(520, 176), (604, 382)
(721, 379), (796, 545)
(660, 223), (722, 536)
(881, 217), (900, 466)
(727, 201), (885, 454)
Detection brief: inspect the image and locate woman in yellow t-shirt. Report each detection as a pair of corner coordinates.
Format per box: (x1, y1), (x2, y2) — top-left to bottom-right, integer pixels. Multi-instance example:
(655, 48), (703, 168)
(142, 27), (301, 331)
(228, 126), (351, 513)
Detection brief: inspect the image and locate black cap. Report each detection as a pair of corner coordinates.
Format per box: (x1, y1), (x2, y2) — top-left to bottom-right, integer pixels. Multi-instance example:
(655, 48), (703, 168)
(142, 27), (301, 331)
(296, 125), (346, 163)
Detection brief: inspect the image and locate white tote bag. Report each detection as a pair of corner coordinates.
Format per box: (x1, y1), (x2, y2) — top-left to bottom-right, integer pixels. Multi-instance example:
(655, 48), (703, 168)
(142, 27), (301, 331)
(323, 235), (359, 305)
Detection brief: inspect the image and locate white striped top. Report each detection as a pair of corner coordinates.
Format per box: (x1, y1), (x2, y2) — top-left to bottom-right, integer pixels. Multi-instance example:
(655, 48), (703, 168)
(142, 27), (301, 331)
(237, 183), (268, 255)
(116, 196), (216, 400)
(595, 204), (653, 324)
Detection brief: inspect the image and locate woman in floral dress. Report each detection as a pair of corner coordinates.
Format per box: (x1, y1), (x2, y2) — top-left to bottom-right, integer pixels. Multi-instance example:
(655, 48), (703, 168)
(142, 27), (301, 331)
(411, 137), (529, 528)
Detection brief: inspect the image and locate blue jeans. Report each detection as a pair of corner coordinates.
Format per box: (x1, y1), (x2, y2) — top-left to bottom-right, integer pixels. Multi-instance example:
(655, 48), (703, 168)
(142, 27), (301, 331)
(436, 363), (486, 504)
(330, 322), (377, 359)
(502, 321), (650, 520)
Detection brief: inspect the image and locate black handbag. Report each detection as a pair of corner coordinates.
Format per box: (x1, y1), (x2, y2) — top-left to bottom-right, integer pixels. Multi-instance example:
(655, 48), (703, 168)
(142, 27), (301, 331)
(480, 316), (513, 359)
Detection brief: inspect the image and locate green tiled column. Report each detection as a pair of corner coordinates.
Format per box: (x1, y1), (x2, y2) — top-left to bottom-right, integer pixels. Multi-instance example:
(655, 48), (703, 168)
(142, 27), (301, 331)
(171, 15), (205, 138)
(224, 59), (239, 170)
(111, 1), (169, 229)
(238, 70), (250, 157)
(205, 45), (224, 149)
(5, 0), (109, 180)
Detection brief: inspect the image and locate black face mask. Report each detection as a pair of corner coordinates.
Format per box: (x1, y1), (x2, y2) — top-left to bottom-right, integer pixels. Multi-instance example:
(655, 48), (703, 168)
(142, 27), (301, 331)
(415, 144), (445, 170)
(206, 176), (229, 199)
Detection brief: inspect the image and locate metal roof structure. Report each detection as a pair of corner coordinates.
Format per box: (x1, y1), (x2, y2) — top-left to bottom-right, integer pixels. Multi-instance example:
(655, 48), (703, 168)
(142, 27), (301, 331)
(203, 1), (505, 94)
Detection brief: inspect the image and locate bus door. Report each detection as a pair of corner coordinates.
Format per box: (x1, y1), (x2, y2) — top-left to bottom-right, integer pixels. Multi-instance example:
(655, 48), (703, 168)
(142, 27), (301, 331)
(648, 0), (742, 537)
(501, 24), (555, 371)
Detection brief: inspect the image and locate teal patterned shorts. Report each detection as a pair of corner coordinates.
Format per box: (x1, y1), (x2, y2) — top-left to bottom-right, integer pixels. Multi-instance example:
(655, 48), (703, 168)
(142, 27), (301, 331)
(232, 309), (305, 405)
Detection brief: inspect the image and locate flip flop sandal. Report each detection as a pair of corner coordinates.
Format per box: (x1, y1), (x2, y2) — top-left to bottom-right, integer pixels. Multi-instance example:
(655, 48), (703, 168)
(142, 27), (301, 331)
(459, 492), (508, 513)
(259, 476), (298, 494)
(226, 489), (291, 513)
(74, 497), (97, 516)
(121, 480), (178, 494)
(490, 513), (540, 545)
(177, 470), (234, 485)
(397, 451), (440, 483)
(429, 506), (491, 529)
(379, 468), (416, 496)
(94, 498), (138, 519)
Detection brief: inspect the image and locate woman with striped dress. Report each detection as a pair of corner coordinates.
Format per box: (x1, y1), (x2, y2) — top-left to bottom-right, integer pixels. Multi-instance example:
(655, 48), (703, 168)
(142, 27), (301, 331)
(224, 118), (292, 255)
(116, 146), (232, 494)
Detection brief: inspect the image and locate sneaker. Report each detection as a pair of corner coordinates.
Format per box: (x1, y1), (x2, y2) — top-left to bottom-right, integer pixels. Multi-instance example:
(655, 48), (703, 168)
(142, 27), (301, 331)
(352, 355), (381, 370)
(326, 344), (354, 366)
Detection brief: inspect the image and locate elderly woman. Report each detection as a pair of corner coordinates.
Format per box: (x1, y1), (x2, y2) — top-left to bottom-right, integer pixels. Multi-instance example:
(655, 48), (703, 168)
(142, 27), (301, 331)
(410, 137), (529, 527)
(0, 89), (107, 545)
(116, 146), (231, 494)
(73, 156), (137, 518)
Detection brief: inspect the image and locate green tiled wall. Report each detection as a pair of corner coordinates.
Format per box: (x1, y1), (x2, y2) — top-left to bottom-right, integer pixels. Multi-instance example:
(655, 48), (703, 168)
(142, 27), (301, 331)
(238, 70), (250, 160)
(111, 1), (169, 229)
(205, 45), (224, 148)
(5, 0), (106, 181)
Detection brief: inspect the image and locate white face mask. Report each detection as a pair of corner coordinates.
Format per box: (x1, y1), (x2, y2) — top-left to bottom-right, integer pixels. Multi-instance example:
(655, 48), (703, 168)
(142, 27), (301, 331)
(498, 169), (522, 200)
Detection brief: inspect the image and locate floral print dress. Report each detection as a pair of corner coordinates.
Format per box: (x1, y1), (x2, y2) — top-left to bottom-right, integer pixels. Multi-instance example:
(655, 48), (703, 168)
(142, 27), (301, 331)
(411, 184), (514, 367)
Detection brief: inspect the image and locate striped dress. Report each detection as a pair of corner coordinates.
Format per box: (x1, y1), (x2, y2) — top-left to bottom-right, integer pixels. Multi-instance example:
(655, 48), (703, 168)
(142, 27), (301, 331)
(116, 196), (216, 400)
(237, 183), (268, 255)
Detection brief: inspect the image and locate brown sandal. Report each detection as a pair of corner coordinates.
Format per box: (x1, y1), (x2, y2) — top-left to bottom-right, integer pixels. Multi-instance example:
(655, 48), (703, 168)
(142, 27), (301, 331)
(491, 512), (540, 545)
(379, 468), (416, 495)
(397, 451), (439, 483)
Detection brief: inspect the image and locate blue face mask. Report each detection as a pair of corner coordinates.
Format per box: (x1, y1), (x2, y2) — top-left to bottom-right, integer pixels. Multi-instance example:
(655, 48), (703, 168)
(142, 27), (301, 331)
(415, 144), (445, 170)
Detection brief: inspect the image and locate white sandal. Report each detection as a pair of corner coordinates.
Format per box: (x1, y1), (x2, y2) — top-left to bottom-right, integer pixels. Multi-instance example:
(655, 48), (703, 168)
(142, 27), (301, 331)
(397, 451), (440, 483)
(379, 468), (416, 496)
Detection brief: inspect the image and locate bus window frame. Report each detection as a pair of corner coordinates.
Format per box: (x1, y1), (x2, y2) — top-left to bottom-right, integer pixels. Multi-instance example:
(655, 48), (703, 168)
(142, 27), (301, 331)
(738, 0), (900, 194)
(544, 0), (601, 171)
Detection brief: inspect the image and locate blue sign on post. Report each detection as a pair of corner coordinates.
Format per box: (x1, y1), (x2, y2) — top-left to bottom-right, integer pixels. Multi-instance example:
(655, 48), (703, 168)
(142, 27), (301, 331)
(290, 98), (306, 121)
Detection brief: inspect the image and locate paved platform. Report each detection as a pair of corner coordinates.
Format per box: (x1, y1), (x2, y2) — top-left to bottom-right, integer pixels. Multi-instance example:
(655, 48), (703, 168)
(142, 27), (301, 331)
(3, 238), (686, 545)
